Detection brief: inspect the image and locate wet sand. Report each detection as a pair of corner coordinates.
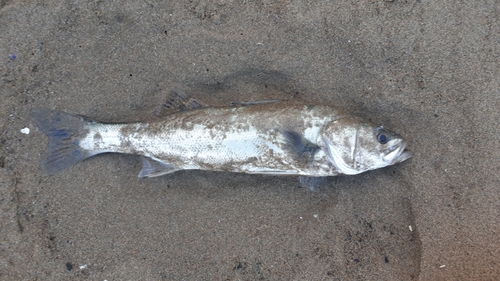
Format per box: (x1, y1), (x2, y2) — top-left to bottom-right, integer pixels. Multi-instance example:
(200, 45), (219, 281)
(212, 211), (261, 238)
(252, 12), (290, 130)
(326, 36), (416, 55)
(1, 1), (499, 280)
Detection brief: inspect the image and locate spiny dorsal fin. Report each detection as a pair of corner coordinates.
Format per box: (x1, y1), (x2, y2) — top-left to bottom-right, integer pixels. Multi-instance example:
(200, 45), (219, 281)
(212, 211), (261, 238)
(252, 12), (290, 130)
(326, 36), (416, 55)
(229, 99), (280, 106)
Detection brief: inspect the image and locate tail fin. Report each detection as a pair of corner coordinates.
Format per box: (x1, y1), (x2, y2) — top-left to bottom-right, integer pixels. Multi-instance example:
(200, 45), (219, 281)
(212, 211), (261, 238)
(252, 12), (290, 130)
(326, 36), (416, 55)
(32, 108), (93, 175)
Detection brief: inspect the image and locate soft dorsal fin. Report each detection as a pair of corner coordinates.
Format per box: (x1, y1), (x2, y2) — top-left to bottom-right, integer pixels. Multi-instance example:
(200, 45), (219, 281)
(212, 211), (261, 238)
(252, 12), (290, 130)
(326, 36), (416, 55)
(138, 156), (178, 178)
(155, 91), (209, 117)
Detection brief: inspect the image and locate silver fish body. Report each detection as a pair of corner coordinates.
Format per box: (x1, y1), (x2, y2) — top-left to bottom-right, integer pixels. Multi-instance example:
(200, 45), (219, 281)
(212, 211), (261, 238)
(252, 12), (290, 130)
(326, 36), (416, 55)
(33, 103), (411, 179)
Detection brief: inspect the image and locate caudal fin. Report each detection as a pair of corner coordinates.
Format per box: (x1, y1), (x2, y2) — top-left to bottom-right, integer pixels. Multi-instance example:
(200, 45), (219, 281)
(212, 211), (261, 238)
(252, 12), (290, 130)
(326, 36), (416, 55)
(32, 108), (93, 175)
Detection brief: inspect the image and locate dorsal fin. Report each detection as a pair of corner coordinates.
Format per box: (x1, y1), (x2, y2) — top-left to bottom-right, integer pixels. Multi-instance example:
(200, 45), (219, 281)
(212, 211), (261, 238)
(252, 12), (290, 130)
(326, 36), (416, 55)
(156, 91), (282, 116)
(155, 91), (209, 117)
(229, 99), (280, 106)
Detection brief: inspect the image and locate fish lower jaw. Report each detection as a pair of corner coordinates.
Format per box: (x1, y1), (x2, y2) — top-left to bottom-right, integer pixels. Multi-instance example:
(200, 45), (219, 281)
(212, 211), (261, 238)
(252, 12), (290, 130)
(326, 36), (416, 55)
(382, 140), (411, 164)
(384, 147), (411, 164)
(395, 150), (412, 163)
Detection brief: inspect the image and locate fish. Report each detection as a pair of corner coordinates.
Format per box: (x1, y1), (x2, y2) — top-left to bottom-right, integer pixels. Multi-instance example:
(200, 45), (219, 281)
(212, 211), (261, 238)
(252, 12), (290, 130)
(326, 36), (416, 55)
(32, 95), (411, 189)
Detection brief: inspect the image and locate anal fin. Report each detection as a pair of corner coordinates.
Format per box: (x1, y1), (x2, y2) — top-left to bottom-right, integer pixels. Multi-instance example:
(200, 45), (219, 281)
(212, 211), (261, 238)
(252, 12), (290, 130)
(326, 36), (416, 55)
(138, 156), (178, 178)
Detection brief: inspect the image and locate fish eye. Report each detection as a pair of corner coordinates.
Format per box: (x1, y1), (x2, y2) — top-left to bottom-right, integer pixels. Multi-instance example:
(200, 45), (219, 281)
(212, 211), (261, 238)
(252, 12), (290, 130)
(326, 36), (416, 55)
(376, 128), (389, 144)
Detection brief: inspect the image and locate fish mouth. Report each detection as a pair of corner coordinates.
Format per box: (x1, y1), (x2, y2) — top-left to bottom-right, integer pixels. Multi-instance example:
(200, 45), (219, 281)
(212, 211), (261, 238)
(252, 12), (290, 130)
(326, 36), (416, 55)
(383, 140), (412, 164)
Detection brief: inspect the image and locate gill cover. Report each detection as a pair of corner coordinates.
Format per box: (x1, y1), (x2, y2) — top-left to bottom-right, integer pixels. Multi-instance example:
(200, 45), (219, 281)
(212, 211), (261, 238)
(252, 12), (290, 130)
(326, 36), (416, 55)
(318, 116), (410, 175)
(318, 117), (363, 175)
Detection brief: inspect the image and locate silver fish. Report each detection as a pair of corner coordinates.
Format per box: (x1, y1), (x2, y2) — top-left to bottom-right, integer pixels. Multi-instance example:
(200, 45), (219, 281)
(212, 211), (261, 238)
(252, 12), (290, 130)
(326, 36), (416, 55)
(32, 100), (411, 185)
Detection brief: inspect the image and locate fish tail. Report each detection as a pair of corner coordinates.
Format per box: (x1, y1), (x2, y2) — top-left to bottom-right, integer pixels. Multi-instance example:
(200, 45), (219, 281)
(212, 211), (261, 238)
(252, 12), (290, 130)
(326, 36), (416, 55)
(32, 108), (93, 175)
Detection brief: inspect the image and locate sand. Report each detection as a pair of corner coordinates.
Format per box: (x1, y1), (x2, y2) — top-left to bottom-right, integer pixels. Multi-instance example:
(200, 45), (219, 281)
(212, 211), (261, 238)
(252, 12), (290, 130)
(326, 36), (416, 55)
(1, 1), (499, 280)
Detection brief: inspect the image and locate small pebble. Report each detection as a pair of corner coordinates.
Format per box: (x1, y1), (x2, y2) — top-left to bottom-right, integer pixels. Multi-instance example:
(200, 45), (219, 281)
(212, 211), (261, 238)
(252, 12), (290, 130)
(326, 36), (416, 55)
(20, 127), (30, 134)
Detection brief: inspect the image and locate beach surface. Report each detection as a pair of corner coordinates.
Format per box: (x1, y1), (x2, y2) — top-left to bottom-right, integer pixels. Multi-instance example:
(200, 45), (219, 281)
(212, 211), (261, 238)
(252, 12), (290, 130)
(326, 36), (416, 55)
(1, 1), (499, 280)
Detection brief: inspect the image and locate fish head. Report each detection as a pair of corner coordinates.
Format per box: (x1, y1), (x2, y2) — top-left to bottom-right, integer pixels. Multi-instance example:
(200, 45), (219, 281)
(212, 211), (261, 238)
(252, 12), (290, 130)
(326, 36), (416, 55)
(318, 116), (412, 175)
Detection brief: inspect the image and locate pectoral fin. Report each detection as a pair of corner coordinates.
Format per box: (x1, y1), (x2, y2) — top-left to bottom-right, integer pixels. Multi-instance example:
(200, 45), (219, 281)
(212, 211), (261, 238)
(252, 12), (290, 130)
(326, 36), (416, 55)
(283, 130), (320, 162)
(138, 156), (178, 178)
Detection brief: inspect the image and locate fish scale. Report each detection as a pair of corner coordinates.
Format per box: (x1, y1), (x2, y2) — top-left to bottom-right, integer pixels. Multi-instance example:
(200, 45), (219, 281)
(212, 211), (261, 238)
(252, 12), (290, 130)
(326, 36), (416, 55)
(79, 104), (335, 175)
